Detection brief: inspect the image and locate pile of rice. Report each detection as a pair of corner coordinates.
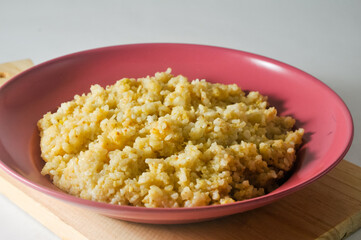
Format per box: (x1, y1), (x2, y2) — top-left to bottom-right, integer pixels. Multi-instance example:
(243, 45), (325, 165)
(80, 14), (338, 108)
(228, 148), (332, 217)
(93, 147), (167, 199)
(38, 69), (304, 208)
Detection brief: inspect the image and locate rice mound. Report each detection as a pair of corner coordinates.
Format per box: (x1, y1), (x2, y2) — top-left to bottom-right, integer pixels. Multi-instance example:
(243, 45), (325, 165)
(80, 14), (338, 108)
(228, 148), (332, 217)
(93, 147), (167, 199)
(38, 69), (304, 207)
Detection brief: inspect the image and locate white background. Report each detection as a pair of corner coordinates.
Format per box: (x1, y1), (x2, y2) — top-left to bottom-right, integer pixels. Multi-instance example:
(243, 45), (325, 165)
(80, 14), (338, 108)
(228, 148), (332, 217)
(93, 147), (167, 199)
(1, 0), (360, 239)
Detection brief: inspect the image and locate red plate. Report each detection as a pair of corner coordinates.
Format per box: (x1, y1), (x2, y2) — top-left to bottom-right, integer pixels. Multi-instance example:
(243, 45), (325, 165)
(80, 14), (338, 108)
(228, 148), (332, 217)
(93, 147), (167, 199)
(0, 43), (353, 223)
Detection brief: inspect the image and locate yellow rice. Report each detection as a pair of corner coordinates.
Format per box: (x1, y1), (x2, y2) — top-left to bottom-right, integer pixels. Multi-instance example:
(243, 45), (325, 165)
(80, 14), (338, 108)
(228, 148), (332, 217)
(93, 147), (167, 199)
(38, 69), (303, 207)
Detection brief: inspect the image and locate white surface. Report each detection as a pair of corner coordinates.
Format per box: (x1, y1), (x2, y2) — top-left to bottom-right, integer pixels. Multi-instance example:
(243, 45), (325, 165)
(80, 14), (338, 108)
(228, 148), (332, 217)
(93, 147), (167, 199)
(1, 0), (360, 239)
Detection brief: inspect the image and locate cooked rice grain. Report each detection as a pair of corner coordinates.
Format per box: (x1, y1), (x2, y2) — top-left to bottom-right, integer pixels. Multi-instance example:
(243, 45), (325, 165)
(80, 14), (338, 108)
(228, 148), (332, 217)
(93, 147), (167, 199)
(38, 69), (304, 207)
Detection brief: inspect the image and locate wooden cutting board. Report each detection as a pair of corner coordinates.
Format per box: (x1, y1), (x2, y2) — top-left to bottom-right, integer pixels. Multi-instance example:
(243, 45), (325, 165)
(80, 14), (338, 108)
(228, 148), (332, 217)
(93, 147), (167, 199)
(0, 60), (360, 240)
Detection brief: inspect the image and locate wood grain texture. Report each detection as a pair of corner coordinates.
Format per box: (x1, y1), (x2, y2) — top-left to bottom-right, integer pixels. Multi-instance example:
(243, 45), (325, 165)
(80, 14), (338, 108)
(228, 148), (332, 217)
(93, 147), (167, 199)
(0, 60), (360, 240)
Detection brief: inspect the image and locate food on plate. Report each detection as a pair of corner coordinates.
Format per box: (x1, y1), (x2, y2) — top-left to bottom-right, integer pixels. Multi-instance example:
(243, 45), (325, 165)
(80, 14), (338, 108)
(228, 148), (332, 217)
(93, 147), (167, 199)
(38, 69), (304, 207)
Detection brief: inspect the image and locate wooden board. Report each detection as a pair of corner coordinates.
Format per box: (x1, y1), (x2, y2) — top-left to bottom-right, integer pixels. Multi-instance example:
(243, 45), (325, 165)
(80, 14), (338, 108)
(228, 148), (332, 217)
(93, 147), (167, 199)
(0, 60), (361, 240)
(0, 59), (33, 85)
